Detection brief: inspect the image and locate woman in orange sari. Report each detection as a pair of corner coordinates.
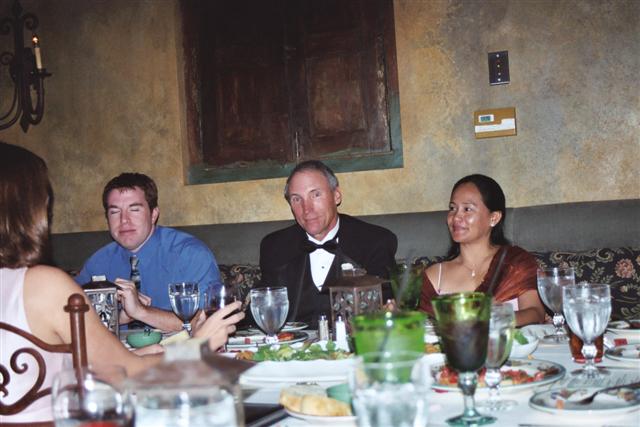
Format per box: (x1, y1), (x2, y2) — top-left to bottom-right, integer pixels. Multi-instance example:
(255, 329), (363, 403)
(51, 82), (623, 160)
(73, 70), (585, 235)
(419, 174), (544, 326)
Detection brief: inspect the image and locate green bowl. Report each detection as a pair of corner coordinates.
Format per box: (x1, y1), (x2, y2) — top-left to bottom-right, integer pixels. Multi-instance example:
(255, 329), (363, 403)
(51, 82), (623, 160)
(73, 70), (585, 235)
(126, 331), (162, 348)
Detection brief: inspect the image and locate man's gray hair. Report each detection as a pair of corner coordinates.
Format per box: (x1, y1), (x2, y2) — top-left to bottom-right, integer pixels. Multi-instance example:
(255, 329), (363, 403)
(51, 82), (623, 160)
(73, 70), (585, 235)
(284, 160), (339, 201)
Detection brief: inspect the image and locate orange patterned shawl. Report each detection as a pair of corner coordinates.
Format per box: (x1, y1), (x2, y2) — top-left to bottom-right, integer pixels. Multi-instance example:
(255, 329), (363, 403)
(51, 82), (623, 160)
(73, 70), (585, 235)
(419, 245), (538, 316)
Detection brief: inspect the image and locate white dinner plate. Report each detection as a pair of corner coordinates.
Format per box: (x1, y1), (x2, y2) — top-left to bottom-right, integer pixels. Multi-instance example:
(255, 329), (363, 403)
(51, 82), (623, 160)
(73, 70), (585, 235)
(431, 358), (565, 394)
(247, 321), (308, 333)
(227, 330), (308, 349)
(284, 409), (356, 425)
(530, 386), (640, 415)
(605, 344), (640, 363)
(240, 358), (356, 385)
(607, 320), (640, 340)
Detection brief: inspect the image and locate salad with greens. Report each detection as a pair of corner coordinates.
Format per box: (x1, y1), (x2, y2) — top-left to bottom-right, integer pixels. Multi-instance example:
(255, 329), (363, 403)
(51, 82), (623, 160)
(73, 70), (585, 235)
(247, 341), (352, 362)
(513, 330), (530, 345)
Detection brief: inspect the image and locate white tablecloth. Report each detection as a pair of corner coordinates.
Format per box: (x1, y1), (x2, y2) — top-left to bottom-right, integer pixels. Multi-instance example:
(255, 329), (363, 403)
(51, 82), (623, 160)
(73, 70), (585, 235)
(242, 325), (640, 426)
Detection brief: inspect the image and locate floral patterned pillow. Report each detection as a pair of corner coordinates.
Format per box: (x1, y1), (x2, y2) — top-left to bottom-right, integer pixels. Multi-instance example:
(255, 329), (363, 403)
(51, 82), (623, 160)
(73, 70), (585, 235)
(218, 264), (262, 301)
(532, 247), (640, 320)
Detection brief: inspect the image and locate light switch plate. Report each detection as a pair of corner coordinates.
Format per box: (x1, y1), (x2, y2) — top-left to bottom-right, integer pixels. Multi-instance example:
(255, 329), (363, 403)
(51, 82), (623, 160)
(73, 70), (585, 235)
(488, 51), (509, 85)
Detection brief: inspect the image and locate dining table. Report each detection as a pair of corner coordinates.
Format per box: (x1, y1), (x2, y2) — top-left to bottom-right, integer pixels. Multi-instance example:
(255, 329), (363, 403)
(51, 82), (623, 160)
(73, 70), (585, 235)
(239, 324), (640, 427)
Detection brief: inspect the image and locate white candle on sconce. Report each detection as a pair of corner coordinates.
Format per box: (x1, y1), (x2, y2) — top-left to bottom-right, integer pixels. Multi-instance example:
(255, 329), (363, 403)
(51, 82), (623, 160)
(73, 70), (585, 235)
(32, 34), (43, 70)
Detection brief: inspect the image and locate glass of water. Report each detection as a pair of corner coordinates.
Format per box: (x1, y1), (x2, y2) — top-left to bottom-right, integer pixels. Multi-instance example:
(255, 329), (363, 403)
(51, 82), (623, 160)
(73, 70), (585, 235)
(131, 361), (241, 427)
(169, 282), (200, 335)
(52, 365), (133, 427)
(537, 267), (575, 343)
(478, 303), (516, 412)
(563, 283), (611, 379)
(249, 287), (289, 344)
(349, 351), (430, 427)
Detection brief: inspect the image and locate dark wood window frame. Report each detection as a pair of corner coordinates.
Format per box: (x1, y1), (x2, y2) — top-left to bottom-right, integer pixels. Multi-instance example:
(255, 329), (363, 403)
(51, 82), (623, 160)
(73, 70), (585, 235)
(180, 0), (403, 184)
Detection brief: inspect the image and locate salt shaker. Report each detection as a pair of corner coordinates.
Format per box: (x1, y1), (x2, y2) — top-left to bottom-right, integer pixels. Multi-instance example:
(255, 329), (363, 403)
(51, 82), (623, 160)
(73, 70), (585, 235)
(334, 315), (349, 351)
(318, 315), (330, 341)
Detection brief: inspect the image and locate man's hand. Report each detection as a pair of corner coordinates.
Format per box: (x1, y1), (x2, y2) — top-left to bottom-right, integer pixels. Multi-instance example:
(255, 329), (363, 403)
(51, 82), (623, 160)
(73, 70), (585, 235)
(115, 278), (151, 322)
(193, 301), (245, 351)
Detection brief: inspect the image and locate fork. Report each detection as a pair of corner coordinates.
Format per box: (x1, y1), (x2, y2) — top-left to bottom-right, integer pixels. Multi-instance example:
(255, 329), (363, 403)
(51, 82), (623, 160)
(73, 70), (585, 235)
(571, 381), (640, 405)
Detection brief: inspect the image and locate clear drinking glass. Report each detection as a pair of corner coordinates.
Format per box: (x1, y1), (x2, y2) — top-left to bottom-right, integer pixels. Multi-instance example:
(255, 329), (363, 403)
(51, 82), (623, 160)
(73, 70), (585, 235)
(168, 282), (200, 335)
(350, 351), (430, 427)
(131, 360), (242, 427)
(537, 267), (575, 342)
(52, 365), (133, 427)
(563, 283), (611, 379)
(432, 292), (495, 426)
(249, 287), (289, 344)
(478, 303), (516, 412)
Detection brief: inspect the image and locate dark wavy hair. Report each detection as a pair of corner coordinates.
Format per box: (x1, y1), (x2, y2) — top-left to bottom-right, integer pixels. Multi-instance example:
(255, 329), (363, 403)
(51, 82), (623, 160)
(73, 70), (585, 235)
(0, 142), (52, 268)
(283, 160), (339, 202)
(446, 174), (510, 259)
(102, 172), (158, 214)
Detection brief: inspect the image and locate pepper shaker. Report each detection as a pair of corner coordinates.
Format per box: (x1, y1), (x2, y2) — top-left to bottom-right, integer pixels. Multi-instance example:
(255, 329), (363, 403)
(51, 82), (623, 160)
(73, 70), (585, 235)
(318, 314), (330, 341)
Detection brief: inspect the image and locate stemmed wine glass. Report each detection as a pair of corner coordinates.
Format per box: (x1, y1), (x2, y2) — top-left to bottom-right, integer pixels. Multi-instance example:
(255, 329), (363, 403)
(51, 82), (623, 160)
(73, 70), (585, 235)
(537, 267), (575, 342)
(203, 282), (239, 317)
(168, 282), (200, 335)
(432, 292), (495, 426)
(52, 365), (133, 426)
(563, 283), (611, 379)
(478, 303), (516, 412)
(250, 287), (289, 344)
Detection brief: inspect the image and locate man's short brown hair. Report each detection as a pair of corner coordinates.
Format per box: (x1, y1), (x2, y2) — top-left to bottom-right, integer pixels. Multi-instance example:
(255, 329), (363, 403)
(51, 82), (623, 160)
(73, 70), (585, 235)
(102, 172), (158, 213)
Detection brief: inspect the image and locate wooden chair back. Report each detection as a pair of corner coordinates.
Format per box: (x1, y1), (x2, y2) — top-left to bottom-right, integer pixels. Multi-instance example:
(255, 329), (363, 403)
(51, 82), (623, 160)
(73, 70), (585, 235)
(0, 293), (89, 422)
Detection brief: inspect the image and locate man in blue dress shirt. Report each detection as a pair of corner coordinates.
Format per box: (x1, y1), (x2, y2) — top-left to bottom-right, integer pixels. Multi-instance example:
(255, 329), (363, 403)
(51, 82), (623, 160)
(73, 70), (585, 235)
(75, 173), (221, 331)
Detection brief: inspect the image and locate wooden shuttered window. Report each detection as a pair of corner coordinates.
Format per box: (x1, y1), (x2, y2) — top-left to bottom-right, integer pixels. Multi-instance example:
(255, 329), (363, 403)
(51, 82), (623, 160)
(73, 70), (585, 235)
(182, 0), (402, 184)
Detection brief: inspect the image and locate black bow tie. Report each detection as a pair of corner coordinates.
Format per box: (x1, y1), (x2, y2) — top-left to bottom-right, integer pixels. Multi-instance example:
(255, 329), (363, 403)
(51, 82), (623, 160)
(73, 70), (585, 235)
(303, 237), (339, 254)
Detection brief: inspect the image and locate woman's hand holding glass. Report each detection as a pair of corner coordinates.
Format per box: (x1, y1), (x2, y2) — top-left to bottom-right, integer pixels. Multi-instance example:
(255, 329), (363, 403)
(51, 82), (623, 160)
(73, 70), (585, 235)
(192, 300), (245, 352)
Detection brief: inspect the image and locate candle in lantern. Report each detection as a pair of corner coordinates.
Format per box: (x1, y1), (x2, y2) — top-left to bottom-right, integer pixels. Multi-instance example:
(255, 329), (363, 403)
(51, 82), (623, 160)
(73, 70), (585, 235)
(32, 34), (43, 70)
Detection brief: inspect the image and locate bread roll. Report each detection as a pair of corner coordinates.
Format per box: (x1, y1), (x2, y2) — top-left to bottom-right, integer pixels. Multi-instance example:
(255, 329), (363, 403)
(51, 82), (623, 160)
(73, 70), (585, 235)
(300, 395), (352, 417)
(279, 384), (326, 413)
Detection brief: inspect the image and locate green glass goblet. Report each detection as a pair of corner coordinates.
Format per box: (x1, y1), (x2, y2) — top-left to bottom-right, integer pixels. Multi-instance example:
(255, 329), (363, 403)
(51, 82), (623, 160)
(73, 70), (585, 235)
(432, 292), (495, 426)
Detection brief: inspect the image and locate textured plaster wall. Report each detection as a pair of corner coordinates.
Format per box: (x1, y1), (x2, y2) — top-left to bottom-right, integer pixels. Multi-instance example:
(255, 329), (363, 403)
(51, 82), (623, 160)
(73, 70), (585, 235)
(1, 0), (638, 234)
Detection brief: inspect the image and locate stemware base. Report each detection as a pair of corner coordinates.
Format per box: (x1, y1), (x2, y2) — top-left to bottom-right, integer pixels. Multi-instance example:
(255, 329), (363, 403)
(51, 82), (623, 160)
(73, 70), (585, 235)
(446, 413), (496, 426)
(264, 335), (279, 344)
(477, 399), (517, 412)
(540, 332), (568, 343)
(570, 366), (609, 380)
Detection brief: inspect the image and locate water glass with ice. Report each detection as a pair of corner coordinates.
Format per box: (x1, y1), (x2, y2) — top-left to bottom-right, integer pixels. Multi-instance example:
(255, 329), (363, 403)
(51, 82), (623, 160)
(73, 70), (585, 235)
(250, 286), (289, 343)
(349, 351), (430, 427)
(563, 282), (611, 379)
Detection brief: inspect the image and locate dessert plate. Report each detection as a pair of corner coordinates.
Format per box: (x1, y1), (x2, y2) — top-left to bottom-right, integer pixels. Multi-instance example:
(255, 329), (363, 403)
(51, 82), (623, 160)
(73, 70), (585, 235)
(530, 386), (640, 415)
(605, 344), (640, 364)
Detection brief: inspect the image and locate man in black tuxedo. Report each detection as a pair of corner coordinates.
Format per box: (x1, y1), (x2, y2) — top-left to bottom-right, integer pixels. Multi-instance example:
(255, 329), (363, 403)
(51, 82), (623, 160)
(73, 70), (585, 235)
(259, 160), (398, 326)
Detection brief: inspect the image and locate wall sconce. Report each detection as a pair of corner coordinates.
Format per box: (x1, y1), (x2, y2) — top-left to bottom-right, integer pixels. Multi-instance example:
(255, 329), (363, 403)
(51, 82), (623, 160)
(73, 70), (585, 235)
(0, 0), (51, 132)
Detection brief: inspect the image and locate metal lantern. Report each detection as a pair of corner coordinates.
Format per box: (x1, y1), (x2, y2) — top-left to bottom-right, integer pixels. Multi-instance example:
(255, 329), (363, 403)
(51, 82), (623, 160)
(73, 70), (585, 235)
(83, 277), (120, 339)
(329, 274), (384, 333)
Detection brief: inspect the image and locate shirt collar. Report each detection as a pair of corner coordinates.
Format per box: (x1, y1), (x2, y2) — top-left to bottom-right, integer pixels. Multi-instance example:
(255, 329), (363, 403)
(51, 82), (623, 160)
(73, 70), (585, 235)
(127, 225), (160, 259)
(307, 217), (340, 245)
